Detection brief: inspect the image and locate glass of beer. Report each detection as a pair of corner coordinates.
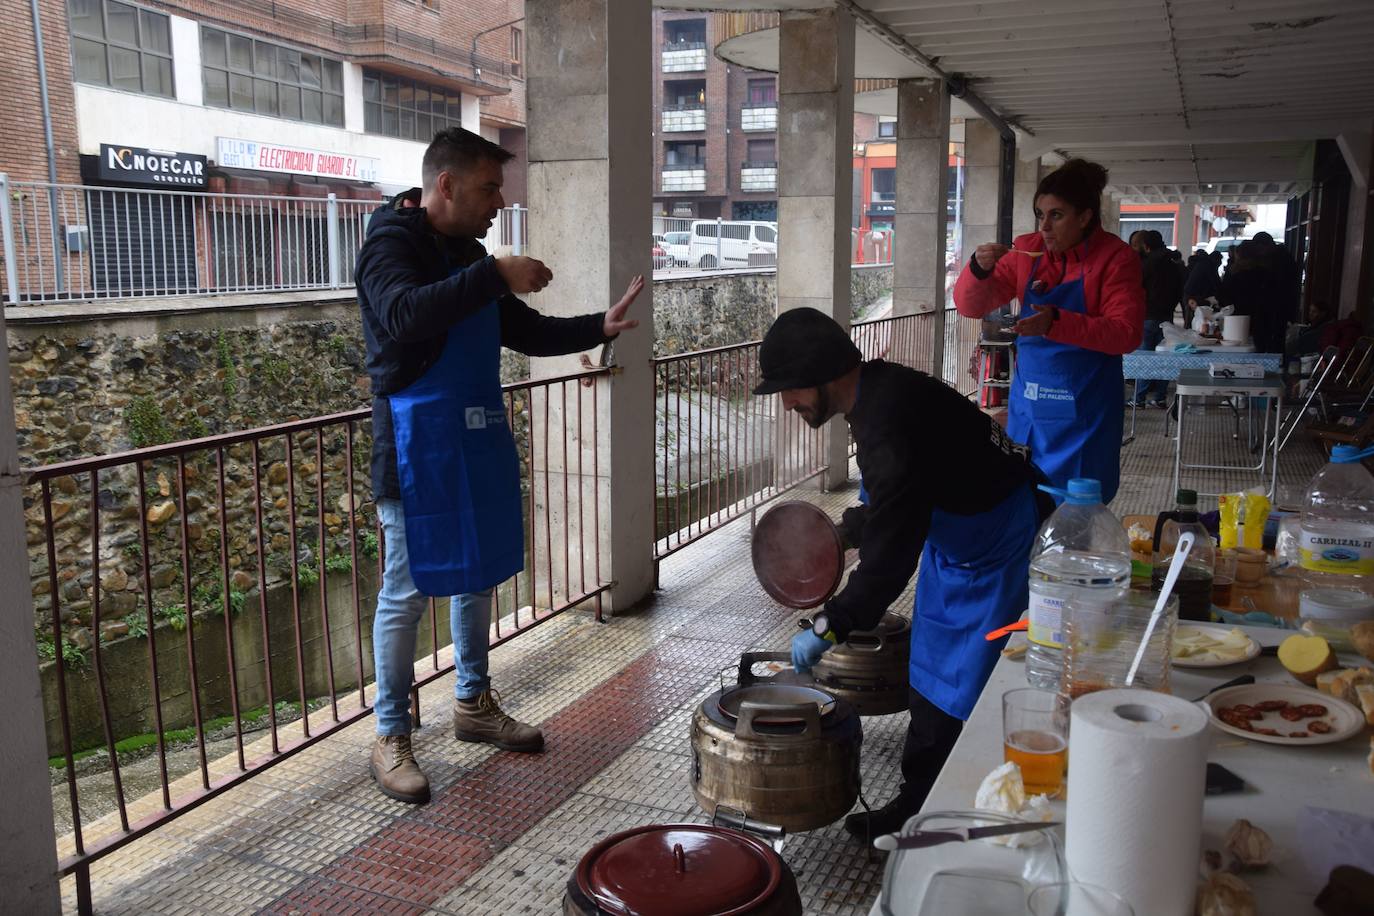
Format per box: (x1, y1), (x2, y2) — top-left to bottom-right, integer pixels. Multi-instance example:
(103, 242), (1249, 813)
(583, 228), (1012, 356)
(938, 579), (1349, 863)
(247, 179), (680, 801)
(1212, 552), (1236, 608)
(1002, 688), (1069, 798)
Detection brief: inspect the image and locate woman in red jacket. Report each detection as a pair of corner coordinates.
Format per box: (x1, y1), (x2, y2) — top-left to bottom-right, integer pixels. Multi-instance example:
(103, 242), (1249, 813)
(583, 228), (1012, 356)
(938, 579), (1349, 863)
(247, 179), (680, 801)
(953, 159), (1144, 503)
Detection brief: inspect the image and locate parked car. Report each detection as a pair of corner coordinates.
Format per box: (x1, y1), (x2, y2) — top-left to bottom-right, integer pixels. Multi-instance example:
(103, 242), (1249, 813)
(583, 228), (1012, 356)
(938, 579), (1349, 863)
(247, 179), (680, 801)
(662, 230), (691, 267)
(688, 220), (778, 269)
(652, 239), (669, 270)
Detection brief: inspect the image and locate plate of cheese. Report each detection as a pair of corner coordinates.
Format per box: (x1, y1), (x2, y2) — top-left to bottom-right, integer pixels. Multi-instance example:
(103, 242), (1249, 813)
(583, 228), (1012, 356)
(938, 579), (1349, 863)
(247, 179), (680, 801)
(1172, 624), (1261, 667)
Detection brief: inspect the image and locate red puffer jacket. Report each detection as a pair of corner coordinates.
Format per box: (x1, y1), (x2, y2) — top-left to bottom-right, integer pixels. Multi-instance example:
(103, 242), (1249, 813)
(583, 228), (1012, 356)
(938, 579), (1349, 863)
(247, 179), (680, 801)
(953, 230), (1145, 355)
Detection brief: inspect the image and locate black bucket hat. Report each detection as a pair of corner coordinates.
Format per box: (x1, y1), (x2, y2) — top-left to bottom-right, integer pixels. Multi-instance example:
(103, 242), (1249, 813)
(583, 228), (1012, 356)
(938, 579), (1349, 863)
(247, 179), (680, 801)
(752, 307), (863, 395)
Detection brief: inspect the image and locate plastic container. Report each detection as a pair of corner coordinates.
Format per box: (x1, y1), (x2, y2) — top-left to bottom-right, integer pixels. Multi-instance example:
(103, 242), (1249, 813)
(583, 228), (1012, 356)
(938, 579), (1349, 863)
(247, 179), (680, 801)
(1061, 591), (1177, 699)
(1296, 444), (1374, 597)
(1026, 478), (1132, 690)
(1152, 489), (1216, 622)
(1299, 588), (1374, 624)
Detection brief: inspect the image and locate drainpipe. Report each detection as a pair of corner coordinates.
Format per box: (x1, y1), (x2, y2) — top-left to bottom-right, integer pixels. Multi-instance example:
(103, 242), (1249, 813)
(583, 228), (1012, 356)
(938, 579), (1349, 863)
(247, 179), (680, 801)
(29, 0), (64, 291)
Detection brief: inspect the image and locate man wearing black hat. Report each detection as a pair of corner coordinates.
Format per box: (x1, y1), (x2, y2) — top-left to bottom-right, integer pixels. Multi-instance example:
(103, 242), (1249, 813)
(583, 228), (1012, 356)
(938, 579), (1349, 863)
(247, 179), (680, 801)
(754, 307), (1050, 838)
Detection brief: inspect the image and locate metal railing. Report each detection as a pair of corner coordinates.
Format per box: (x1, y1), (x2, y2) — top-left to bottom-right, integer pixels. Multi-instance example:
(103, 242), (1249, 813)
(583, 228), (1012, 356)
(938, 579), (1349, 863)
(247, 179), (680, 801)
(0, 175), (532, 305)
(29, 366), (609, 912)
(652, 313), (932, 560)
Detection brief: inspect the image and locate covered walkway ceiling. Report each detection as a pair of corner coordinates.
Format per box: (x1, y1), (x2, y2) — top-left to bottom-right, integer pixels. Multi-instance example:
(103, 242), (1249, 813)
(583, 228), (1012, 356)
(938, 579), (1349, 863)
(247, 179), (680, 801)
(668, 0), (1374, 204)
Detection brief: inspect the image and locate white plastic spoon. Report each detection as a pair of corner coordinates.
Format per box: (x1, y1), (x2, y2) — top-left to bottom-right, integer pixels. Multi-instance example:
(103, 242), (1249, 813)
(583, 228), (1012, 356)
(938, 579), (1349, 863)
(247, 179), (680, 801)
(1125, 531), (1194, 687)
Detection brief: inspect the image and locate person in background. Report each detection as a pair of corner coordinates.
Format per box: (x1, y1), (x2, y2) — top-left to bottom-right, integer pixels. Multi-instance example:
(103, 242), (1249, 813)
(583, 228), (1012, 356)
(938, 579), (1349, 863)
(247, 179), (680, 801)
(954, 158), (1145, 503)
(1219, 241), (1286, 354)
(1183, 247), (1221, 326)
(752, 308), (1051, 839)
(1127, 229), (1148, 259)
(1295, 300), (1334, 356)
(1131, 230), (1183, 408)
(355, 128), (643, 804)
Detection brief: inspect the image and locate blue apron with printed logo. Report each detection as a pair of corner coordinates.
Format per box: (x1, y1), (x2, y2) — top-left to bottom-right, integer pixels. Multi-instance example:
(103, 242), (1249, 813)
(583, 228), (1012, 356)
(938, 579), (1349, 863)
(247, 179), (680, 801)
(388, 301), (524, 596)
(908, 484), (1040, 720)
(1008, 257), (1124, 503)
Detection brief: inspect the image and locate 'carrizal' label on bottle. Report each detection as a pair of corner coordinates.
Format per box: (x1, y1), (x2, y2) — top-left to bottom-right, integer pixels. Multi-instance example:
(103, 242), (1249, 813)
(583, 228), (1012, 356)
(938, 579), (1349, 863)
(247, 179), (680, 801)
(1298, 529), (1374, 576)
(1028, 593), (1064, 649)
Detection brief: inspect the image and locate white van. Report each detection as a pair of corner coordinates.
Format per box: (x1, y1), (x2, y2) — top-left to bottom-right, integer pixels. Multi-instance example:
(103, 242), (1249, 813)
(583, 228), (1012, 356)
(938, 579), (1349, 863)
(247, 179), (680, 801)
(688, 220), (778, 268)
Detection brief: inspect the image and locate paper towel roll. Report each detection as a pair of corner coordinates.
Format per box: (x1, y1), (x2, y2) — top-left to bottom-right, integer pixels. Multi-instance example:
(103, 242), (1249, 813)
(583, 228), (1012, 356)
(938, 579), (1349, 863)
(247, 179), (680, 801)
(1065, 689), (1209, 916)
(1222, 314), (1250, 342)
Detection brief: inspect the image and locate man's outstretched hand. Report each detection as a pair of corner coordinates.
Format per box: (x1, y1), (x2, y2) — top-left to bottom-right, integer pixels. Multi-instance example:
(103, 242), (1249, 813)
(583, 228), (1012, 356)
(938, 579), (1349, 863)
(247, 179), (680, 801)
(604, 274), (644, 338)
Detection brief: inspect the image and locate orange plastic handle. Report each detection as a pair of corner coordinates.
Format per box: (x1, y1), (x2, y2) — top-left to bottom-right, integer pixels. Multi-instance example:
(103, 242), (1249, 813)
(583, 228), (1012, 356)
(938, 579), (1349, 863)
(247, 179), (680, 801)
(984, 619), (1029, 641)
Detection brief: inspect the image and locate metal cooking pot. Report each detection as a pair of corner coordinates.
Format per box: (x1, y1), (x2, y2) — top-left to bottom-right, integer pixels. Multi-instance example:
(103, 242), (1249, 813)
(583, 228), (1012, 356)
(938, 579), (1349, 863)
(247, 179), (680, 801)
(690, 653), (862, 832)
(810, 613), (911, 716)
(562, 816), (803, 916)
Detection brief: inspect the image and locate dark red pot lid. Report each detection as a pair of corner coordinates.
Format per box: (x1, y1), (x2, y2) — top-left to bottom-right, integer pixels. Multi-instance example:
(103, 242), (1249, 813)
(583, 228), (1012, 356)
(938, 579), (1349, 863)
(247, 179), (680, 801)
(750, 501), (843, 610)
(576, 824), (782, 916)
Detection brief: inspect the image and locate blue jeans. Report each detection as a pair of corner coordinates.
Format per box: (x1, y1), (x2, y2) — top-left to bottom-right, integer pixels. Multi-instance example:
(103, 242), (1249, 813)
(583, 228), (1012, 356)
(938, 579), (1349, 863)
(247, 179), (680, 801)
(373, 498), (492, 736)
(1133, 320), (1168, 403)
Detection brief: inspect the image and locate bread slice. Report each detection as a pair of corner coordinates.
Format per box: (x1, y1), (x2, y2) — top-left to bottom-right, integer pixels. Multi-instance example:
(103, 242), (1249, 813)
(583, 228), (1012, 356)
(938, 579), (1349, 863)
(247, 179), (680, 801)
(1356, 683), (1374, 727)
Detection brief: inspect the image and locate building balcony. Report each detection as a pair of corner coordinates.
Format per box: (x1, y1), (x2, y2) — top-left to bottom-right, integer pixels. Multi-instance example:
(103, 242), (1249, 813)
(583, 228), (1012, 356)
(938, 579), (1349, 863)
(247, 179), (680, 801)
(740, 105), (777, 131)
(661, 165), (706, 192)
(740, 162), (777, 192)
(661, 105), (706, 133)
(662, 42), (707, 73)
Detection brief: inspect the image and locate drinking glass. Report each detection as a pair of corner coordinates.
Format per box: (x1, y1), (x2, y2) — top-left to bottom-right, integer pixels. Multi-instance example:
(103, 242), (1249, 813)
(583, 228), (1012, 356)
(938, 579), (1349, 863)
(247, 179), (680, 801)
(1212, 553), (1237, 607)
(1027, 881), (1134, 916)
(1002, 688), (1069, 798)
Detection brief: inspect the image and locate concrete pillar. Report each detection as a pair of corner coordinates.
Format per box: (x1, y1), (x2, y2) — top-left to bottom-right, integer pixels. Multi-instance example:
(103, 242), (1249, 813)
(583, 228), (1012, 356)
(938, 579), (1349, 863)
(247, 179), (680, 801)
(1338, 124), (1373, 320)
(777, 7), (854, 490)
(1012, 154), (1040, 237)
(960, 119), (1002, 254)
(1176, 197), (1198, 254)
(891, 78), (949, 324)
(0, 307), (61, 911)
(525, 0), (654, 612)
(1100, 193), (1121, 238)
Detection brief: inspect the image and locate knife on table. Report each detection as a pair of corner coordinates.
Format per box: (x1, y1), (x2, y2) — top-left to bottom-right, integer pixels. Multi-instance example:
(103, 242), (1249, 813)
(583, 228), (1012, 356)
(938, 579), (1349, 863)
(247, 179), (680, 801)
(874, 821), (1061, 851)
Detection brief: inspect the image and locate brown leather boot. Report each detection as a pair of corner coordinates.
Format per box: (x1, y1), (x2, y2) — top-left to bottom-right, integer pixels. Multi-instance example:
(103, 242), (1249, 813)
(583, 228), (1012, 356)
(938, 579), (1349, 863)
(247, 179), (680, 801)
(453, 689), (544, 752)
(369, 734), (430, 804)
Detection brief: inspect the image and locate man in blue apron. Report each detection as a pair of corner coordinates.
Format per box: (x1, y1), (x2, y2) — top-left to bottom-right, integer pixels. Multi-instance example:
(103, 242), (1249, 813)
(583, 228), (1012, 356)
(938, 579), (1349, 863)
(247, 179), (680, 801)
(356, 128), (642, 803)
(753, 308), (1053, 839)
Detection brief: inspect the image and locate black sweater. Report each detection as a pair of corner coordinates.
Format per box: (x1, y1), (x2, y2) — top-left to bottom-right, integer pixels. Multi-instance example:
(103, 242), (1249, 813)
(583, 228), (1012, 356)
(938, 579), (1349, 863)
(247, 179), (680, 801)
(356, 191), (608, 499)
(825, 360), (1040, 640)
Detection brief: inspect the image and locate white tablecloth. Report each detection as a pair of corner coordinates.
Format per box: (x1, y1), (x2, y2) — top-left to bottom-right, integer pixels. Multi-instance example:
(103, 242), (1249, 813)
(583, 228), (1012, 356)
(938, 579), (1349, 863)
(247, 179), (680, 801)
(884, 626), (1374, 915)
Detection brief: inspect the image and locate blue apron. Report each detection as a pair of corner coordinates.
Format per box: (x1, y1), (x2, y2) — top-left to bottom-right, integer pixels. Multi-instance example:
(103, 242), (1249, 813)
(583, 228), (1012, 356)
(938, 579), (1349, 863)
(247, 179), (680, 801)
(1008, 258), (1124, 503)
(388, 302), (524, 596)
(908, 483), (1040, 720)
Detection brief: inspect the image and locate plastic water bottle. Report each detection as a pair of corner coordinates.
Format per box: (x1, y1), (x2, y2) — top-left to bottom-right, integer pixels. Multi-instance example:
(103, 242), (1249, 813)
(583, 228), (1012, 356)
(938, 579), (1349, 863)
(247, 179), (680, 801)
(1296, 444), (1374, 595)
(1026, 478), (1132, 689)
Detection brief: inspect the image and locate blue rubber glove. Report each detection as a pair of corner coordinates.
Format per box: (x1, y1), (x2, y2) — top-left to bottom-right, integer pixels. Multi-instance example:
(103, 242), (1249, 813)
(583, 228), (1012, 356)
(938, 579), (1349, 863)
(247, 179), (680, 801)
(791, 629), (833, 674)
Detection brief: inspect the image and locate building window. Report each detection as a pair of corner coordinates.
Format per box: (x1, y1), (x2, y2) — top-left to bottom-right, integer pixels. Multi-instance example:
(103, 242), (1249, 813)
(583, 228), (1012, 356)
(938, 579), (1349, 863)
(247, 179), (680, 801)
(664, 79), (705, 110)
(363, 69), (467, 142)
(664, 141), (705, 168)
(871, 168), (895, 203)
(745, 138), (775, 167)
(664, 19), (705, 50)
(201, 27), (343, 127)
(746, 79), (776, 106)
(877, 118), (896, 138)
(510, 27), (522, 78)
(69, 0), (174, 98)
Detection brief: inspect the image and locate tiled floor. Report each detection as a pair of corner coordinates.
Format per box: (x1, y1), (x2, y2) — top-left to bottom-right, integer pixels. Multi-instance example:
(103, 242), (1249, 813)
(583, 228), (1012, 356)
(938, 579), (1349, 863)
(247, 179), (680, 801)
(61, 401), (1329, 915)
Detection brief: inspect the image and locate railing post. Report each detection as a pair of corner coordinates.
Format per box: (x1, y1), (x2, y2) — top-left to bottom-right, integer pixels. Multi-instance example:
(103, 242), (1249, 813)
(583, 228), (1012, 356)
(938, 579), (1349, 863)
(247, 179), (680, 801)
(511, 203), (523, 256)
(0, 174), (18, 305)
(715, 216), (722, 268)
(326, 193), (341, 289)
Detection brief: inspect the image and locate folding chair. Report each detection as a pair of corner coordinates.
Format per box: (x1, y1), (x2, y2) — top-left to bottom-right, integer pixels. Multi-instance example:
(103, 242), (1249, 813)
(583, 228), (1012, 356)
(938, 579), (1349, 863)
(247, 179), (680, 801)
(1277, 345), (1340, 452)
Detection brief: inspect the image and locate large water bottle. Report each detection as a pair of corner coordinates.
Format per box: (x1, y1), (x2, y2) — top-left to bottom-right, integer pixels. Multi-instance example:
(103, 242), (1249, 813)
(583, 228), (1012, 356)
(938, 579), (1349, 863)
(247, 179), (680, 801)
(1296, 445), (1374, 596)
(1026, 478), (1132, 689)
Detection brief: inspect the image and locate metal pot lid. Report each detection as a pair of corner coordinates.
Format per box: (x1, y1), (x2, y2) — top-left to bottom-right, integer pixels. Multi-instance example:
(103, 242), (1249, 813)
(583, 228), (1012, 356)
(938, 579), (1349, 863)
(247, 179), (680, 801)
(716, 683), (836, 724)
(576, 824), (782, 916)
(751, 501), (844, 610)
(848, 613), (911, 640)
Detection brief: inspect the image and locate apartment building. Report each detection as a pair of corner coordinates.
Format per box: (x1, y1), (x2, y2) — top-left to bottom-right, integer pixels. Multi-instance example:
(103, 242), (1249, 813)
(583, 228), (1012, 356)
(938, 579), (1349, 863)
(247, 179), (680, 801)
(653, 10), (778, 222)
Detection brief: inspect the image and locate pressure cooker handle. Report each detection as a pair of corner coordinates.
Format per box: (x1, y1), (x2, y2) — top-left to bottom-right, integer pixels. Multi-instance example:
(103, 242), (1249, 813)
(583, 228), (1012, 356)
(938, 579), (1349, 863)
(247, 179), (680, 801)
(737, 651), (792, 687)
(712, 805), (786, 844)
(843, 632), (885, 653)
(735, 700), (823, 740)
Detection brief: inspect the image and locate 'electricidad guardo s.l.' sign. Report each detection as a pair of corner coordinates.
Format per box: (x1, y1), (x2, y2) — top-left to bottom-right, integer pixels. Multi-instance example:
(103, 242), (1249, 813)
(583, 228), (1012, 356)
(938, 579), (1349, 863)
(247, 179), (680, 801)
(216, 137), (380, 183)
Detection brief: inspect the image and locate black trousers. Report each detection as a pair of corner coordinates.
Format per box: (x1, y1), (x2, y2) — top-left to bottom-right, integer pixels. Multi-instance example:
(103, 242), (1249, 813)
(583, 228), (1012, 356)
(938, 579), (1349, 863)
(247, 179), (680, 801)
(896, 687), (964, 811)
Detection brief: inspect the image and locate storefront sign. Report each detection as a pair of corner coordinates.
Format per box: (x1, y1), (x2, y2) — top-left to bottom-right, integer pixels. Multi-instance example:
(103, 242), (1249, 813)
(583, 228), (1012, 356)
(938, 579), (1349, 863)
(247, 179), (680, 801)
(216, 137), (380, 182)
(98, 144), (207, 188)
